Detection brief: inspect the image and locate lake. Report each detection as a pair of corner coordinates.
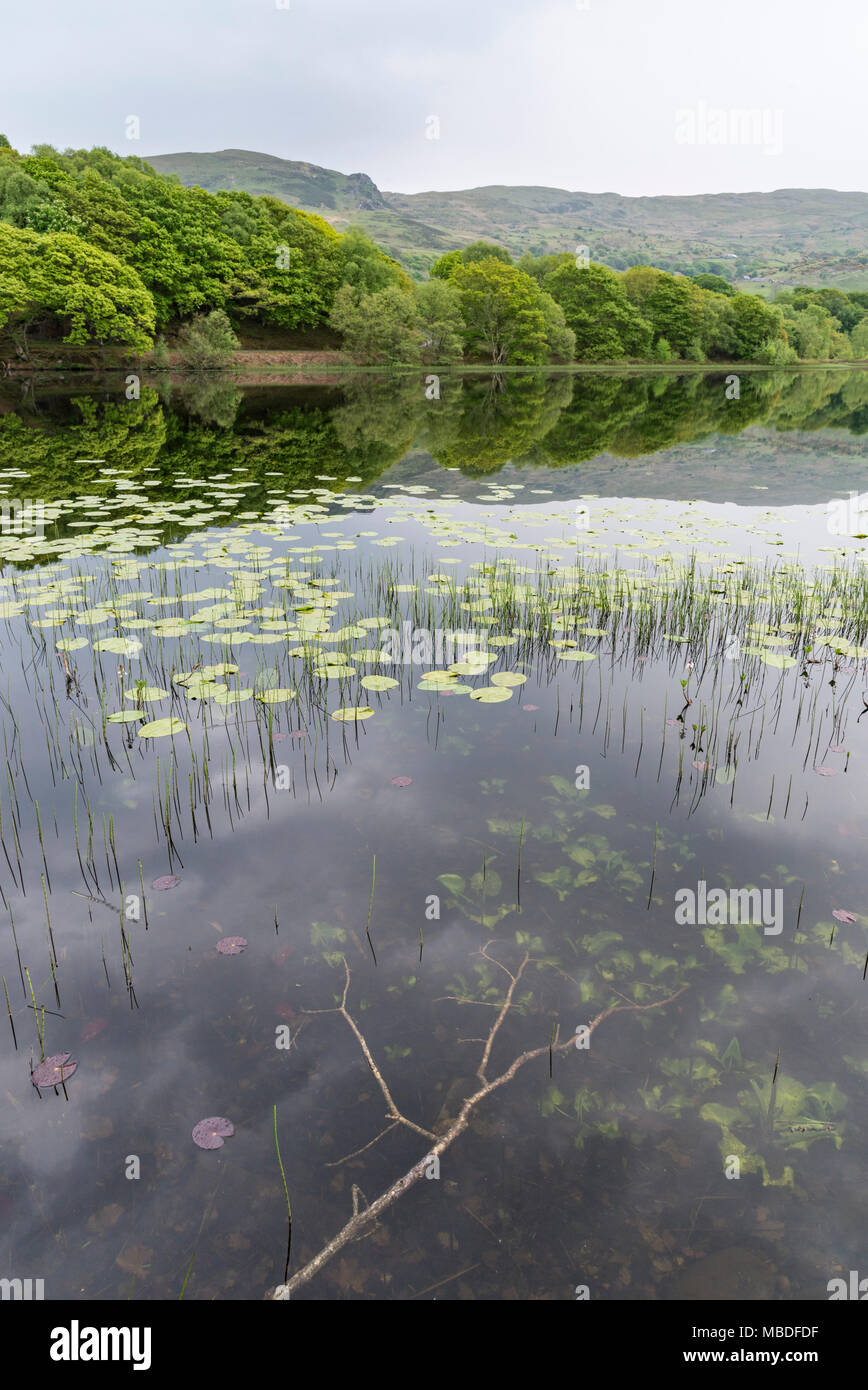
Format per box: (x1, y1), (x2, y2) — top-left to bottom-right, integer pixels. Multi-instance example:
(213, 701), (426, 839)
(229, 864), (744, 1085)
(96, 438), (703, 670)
(2, 366), (868, 1301)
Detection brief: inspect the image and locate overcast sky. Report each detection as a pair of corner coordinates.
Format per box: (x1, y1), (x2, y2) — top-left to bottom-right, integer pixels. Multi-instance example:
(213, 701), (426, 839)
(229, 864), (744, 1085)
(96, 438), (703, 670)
(4, 0), (867, 197)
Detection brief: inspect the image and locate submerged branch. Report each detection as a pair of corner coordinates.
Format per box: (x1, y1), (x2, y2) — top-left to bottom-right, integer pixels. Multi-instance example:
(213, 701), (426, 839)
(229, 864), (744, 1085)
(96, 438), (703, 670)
(272, 958), (686, 1298)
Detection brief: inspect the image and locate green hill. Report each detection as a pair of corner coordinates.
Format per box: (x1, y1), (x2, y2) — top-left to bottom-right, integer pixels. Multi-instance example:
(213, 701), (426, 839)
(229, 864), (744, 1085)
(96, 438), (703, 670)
(146, 149), (868, 286)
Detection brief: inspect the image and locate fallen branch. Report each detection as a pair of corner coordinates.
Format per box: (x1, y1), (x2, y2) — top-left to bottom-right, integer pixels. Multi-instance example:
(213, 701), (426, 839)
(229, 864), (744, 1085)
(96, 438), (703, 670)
(272, 949), (687, 1298)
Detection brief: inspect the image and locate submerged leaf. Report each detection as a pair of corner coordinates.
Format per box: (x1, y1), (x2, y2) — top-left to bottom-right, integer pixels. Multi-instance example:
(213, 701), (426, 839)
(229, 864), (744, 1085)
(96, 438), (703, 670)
(32, 1053), (77, 1087)
(216, 937), (248, 955)
(192, 1116), (235, 1150)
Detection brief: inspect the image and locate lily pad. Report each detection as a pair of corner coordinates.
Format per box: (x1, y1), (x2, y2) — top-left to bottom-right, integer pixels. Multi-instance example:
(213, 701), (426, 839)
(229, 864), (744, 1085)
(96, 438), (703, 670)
(124, 687), (169, 703)
(331, 706), (375, 721)
(192, 1116), (235, 1150)
(32, 1053), (77, 1088)
(138, 717), (186, 738)
(391, 776), (412, 788)
(216, 937), (248, 955)
(490, 672), (527, 687)
(361, 675), (399, 692)
(152, 875), (181, 890)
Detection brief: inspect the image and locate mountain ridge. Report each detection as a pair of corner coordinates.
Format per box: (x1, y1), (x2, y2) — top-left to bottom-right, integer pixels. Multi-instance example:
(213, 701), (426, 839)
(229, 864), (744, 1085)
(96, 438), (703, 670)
(144, 149), (868, 286)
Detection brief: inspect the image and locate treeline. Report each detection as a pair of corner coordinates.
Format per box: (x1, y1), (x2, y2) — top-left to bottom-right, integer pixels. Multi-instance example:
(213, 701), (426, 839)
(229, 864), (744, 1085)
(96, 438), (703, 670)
(3, 138), (868, 368)
(0, 137), (402, 354)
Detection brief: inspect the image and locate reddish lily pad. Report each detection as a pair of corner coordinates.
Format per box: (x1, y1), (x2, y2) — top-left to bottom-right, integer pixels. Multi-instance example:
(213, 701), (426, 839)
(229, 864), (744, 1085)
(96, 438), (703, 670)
(288, 729), (307, 740)
(32, 1053), (77, 1088)
(216, 936), (248, 955)
(522, 704), (540, 712)
(391, 776), (412, 788)
(192, 1116), (235, 1150)
(80, 1018), (107, 1043)
(813, 766), (840, 777)
(832, 909), (858, 923)
(152, 874), (181, 890)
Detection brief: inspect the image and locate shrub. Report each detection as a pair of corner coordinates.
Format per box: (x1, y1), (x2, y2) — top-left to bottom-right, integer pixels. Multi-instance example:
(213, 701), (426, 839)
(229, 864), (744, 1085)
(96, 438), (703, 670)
(175, 310), (239, 369)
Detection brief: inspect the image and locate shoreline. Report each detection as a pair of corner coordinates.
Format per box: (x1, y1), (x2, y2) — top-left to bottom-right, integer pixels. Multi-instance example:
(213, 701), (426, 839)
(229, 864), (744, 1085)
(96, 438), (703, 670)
(2, 347), (868, 383)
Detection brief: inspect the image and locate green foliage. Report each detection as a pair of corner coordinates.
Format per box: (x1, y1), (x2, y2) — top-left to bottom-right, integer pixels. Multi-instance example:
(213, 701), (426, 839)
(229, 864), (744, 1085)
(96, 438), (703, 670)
(451, 258), (552, 365)
(778, 285), (867, 333)
(152, 334), (171, 368)
(723, 293), (787, 360)
(691, 273), (737, 296)
(414, 276), (464, 363)
(429, 249), (464, 281)
(756, 335), (798, 366)
(0, 220), (155, 351)
(174, 309), (239, 368)
(537, 291), (576, 362)
(329, 282), (421, 365)
(544, 262), (652, 360)
(457, 240), (512, 265)
(0, 143), (401, 342)
(850, 316), (868, 359)
(338, 226), (410, 295)
(516, 251), (573, 285)
(779, 301), (850, 359)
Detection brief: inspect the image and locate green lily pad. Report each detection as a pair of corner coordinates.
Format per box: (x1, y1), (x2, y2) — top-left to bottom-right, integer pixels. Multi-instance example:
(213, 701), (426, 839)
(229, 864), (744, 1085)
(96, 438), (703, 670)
(137, 717), (187, 738)
(360, 675), (399, 691)
(469, 686), (513, 703)
(124, 687), (169, 703)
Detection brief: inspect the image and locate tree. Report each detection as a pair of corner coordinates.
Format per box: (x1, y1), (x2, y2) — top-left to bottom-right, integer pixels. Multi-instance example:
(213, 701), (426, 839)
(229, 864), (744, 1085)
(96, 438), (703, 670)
(516, 252), (573, 285)
(0, 221), (43, 352)
(451, 258), (550, 365)
(691, 273), (736, 296)
(779, 302), (847, 360)
(850, 316), (868, 359)
(431, 242), (512, 280)
(543, 262), (651, 360)
(37, 232), (156, 349)
(175, 309), (239, 368)
(338, 227), (411, 295)
(0, 221), (155, 352)
(429, 249), (463, 281)
(622, 269), (709, 358)
(457, 240), (512, 265)
(329, 283), (421, 365)
(414, 277), (464, 363)
(538, 291), (576, 362)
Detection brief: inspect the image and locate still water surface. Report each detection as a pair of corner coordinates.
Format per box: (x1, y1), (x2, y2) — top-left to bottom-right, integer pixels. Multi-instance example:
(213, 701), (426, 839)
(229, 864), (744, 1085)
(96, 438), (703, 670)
(2, 369), (868, 1300)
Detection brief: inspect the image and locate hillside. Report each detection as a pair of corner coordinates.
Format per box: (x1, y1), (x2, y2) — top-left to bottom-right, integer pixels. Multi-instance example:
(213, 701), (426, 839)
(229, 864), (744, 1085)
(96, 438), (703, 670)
(146, 149), (868, 286)
(145, 149), (458, 275)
